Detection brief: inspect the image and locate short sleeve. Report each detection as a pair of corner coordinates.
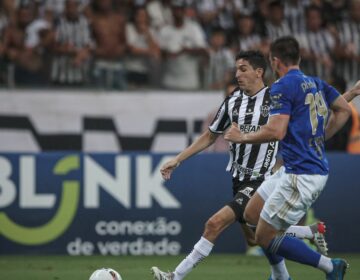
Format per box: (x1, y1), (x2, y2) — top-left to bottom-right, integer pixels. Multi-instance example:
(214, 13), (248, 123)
(319, 79), (341, 106)
(209, 99), (231, 133)
(269, 80), (292, 116)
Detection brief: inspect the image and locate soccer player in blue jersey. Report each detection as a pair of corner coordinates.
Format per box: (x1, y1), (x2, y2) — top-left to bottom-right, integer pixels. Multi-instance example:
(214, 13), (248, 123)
(225, 36), (354, 280)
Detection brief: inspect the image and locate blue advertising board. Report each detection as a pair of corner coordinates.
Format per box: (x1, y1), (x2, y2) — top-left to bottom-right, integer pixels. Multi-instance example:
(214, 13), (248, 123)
(0, 153), (359, 255)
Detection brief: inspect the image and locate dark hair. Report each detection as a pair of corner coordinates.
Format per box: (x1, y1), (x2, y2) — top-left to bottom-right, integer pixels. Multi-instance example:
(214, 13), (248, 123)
(270, 36), (300, 66)
(268, 0), (284, 9)
(236, 50), (267, 76)
(305, 5), (322, 18)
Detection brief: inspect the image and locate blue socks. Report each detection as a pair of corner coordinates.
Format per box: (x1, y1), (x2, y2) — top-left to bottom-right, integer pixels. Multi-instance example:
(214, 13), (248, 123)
(267, 235), (321, 267)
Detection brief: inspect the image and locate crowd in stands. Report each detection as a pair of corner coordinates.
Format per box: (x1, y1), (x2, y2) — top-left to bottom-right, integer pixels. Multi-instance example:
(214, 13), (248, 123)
(0, 0), (359, 90)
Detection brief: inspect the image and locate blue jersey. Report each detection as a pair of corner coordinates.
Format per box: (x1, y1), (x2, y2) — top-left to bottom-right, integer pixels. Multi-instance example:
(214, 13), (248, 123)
(270, 69), (340, 175)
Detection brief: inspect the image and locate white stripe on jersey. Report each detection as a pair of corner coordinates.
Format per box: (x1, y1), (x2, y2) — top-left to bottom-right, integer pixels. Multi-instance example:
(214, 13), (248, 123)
(209, 87), (278, 182)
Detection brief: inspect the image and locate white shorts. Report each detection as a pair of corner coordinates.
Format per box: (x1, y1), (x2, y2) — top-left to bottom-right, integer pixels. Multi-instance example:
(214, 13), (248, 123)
(258, 166), (328, 230)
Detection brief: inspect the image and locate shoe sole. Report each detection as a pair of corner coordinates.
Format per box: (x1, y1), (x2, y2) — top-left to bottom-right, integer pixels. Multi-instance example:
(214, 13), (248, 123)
(313, 232), (328, 256)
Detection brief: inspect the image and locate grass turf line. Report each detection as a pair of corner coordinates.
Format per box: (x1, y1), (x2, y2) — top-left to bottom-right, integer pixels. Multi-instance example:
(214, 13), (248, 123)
(0, 254), (359, 280)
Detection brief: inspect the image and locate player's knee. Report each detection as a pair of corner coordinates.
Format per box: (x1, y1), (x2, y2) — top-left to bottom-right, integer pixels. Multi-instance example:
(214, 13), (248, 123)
(205, 216), (223, 234)
(243, 209), (257, 226)
(254, 233), (268, 249)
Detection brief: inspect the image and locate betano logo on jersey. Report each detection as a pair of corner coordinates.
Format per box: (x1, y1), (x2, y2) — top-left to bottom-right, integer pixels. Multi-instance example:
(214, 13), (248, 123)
(0, 154), (180, 246)
(239, 124), (261, 133)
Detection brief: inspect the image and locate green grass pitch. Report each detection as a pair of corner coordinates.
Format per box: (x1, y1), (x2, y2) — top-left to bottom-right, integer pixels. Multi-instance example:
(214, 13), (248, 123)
(0, 254), (359, 279)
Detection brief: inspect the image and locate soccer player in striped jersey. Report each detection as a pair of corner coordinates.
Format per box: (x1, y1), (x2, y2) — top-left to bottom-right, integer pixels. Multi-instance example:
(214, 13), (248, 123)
(151, 50), (327, 280)
(226, 36), (359, 280)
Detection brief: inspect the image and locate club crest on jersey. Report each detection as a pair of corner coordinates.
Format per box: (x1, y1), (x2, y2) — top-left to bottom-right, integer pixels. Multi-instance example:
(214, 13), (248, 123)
(260, 105), (270, 117)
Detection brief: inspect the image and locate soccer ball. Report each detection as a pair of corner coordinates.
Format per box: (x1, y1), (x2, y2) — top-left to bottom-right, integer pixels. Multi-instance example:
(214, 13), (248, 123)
(89, 268), (122, 280)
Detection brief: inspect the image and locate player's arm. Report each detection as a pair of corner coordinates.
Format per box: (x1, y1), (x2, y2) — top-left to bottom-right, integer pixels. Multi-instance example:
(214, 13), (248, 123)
(160, 130), (219, 180)
(325, 96), (352, 141)
(342, 80), (360, 102)
(224, 114), (289, 144)
(161, 96), (231, 180)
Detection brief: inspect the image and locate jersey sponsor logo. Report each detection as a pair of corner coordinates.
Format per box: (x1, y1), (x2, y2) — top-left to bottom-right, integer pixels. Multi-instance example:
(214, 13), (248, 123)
(263, 141), (276, 169)
(235, 197), (244, 205)
(239, 187), (254, 198)
(239, 124), (260, 133)
(232, 162), (260, 178)
(270, 94), (283, 110)
(260, 105), (270, 117)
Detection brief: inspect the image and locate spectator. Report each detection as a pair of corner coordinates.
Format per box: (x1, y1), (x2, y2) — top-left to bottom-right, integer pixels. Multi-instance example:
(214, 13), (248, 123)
(284, 0), (307, 34)
(44, 0), (90, 25)
(90, 0), (127, 90)
(4, 3), (52, 86)
(252, 0), (270, 37)
(0, 3), (9, 85)
(194, 0), (218, 39)
(204, 27), (234, 90)
(158, 0), (208, 90)
(125, 6), (161, 88)
(264, 0), (291, 41)
(216, 0), (239, 37)
(146, 0), (173, 31)
(235, 14), (266, 53)
(297, 5), (336, 80)
(233, 0), (256, 16)
(322, 0), (349, 25)
(51, 0), (93, 85)
(1, 0), (16, 25)
(335, 0), (360, 87)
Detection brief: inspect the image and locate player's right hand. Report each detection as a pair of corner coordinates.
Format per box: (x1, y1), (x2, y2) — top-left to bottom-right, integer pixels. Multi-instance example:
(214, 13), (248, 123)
(160, 158), (180, 180)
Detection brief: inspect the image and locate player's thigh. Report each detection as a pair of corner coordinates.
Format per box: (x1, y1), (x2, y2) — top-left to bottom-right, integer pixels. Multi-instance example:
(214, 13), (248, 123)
(228, 180), (263, 223)
(244, 192), (264, 225)
(256, 166), (285, 202)
(261, 173), (328, 230)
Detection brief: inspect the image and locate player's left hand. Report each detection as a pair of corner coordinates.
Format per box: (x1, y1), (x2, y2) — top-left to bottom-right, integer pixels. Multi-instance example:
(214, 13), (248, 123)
(350, 80), (360, 98)
(224, 122), (244, 143)
(354, 80), (360, 91)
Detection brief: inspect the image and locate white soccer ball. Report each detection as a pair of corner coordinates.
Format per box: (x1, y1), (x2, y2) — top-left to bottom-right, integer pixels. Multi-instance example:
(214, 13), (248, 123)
(89, 268), (122, 280)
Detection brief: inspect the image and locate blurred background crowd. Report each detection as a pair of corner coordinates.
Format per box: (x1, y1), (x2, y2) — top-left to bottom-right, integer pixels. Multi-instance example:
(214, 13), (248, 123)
(0, 0), (359, 91)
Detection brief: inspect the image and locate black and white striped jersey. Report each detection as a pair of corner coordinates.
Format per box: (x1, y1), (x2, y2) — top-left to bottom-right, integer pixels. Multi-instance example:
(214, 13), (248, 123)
(336, 19), (360, 84)
(238, 34), (262, 52)
(265, 20), (292, 41)
(209, 86), (278, 182)
(296, 30), (335, 80)
(51, 15), (93, 84)
(284, 1), (307, 35)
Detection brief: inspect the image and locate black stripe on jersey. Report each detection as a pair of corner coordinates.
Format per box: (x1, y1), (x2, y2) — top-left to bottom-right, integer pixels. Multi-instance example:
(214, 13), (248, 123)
(220, 86), (241, 130)
(230, 94), (244, 172)
(209, 98), (229, 131)
(236, 95), (257, 167)
(243, 88), (271, 181)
